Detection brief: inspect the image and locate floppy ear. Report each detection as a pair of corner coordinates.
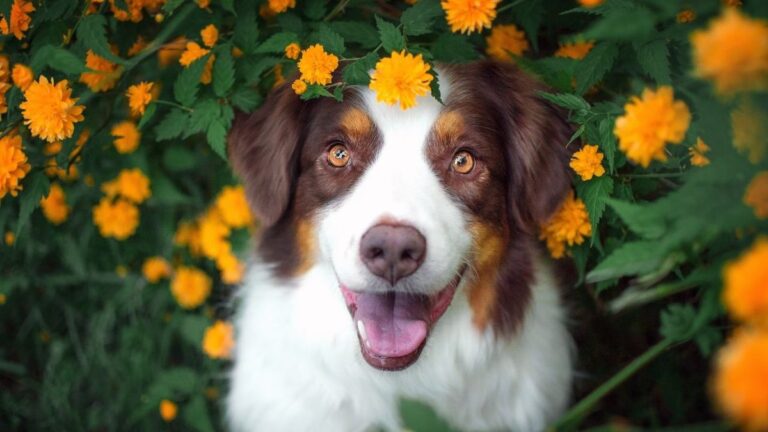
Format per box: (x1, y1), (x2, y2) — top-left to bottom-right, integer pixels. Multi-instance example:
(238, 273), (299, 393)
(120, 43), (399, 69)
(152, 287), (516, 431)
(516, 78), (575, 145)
(473, 61), (574, 234)
(228, 84), (307, 226)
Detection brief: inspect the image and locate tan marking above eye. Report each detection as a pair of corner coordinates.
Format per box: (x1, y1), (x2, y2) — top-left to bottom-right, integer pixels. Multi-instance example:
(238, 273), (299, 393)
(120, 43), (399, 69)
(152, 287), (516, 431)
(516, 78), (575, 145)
(327, 143), (350, 167)
(452, 150), (475, 174)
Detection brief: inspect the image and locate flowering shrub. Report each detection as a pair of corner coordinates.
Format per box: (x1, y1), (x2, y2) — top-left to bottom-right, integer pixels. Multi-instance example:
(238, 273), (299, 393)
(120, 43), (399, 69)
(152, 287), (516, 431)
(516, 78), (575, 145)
(1, 0), (767, 430)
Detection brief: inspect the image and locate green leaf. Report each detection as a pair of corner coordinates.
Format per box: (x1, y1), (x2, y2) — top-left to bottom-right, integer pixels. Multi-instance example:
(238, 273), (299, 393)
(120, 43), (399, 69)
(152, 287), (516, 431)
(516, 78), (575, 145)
(276, 12), (303, 34)
(17, 172), (50, 236)
(155, 109), (190, 141)
(303, 0), (326, 20)
(512, 0), (543, 52)
(161, 368), (198, 394)
(660, 304), (696, 342)
(187, 99), (221, 136)
(311, 24), (346, 56)
(221, 0), (236, 14)
(586, 240), (663, 282)
(162, 0), (185, 13)
(606, 198), (666, 239)
(635, 39), (671, 85)
(183, 396), (215, 432)
(213, 45), (235, 97)
(255, 32), (299, 54)
(431, 33), (478, 63)
(342, 52), (378, 86)
(174, 54), (209, 107)
(152, 174), (189, 205)
(376, 15), (405, 53)
(300, 84), (334, 101)
(598, 116), (617, 174)
(574, 42), (618, 95)
(137, 103), (157, 130)
(576, 176), (614, 244)
(57, 235), (86, 276)
(207, 120), (228, 160)
(330, 21), (379, 49)
(230, 87), (263, 112)
(401, 0), (443, 36)
(582, 6), (655, 41)
(234, 1), (260, 54)
(46, 47), (88, 74)
(163, 145), (198, 172)
(76, 14), (126, 65)
(537, 92), (590, 112)
(241, 56), (281, 85)
(400, 399), (462, 432)
(430, 70), (442, 104)
(178, 314), (210, 347)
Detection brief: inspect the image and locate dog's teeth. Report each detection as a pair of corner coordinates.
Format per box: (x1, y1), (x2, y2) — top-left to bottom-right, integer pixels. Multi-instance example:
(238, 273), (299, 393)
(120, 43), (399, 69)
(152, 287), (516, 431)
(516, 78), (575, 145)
(356, 320), (370, 347)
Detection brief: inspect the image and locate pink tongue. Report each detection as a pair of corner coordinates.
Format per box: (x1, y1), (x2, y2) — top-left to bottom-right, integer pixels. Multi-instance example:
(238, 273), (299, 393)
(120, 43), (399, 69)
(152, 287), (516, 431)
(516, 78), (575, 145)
(354, 292), (429, 358)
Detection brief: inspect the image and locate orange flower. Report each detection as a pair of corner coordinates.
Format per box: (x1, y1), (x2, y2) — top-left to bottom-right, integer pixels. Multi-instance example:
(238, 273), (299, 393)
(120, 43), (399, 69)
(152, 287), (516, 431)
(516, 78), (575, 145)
(199, 210), (231, 260)
(179, 41), (210, 67)
(723, 238), (768, 324)
(732, 101), (767, 164)
(21, 77), (85, 143)
(578, 0), (603, 7)
(127, 36), (148, 56)
(745, 172), (768, 219)
(441, 0), (499, 34)
(109, 0), (143, 22)
(174, 220), (203, 256)
(0, 132), (30, 198)
(40, 183), (69, 224)
(159, 400), (177, 422)
(216, 251), (245, 284)
(268, 0), (296, 13)
(4, 231), (14, 246)
(369, 51), (433, 110)
(215, 186), (253, 228)
(102, 168), (151, 204)
(555, 41), (595, 60)
(126, 82), (155, 117)
(201, 55), (216, 85)
(298, 44), (339, 85)
(142, 257), (172, 283)
(285, 42), (301, 60)
(713, 328), (768, 431)
(158, 37), (187, 67)
(111, 121), (141, 154)
(170, 266), (211, 309)
(80, 50), (122, 92)
(485, 25), (529, 62)
(291, 79), (307, 95)
(570, 144), (606, 181)
(202, 320), (235, 359)
(539, 192), (592, 258)
(689, 138), (711, 167)
(92, 198), (140, 240)
(11, 64), (33, 91)
(677, 9), (696, 24)
(0, 0), (35, 40)
(201, 24), (219, 48)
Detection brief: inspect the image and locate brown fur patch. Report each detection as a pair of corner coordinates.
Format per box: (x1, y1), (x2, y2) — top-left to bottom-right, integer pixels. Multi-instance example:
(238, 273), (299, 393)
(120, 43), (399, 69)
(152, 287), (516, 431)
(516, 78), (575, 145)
(339, 108), (373, 141)
(294, 219), (317, 276)
(467, 222), (507, 329)
(432, 110), (465, 143)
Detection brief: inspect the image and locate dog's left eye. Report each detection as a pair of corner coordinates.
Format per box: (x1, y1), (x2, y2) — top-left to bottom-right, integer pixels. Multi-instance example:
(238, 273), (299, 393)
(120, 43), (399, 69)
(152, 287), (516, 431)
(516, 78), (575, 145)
(451, 150), (475, 174)
(327, 143), (350, 168)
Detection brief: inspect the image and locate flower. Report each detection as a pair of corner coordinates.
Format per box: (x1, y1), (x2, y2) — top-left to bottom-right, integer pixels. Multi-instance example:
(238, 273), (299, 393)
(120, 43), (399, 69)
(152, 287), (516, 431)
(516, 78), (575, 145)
(200, 55), (216, 85)
(142, 257), (172, 283)
(0, 132), (30, 198)
(268, 0), (295, 13)
(170, 266), (211, 309)
(570, 144), (606, 181)
(485, 25), (529, 62)
(677, 9), (695, 23)
(11, 64), (33, 91)
(745, 172), (768, 219)
(369, 51), (433, 110)
(732, 101), (767, 164)
(127, 36), (148, 56)
(691, 9), (768, 95)
(555, 41), (594, 60)
(0, 0), (35, 40)
(103, 169), (151, 204)
(80, 50), (122, 92)
(92, 198), (140, 240)
(723, 238), (768, 324)
(201, 24), (219, 48)
(5, 231), (14, 246)
(285, 42), (301, 60)
(158, 37), (187, 67)
(202, 320), (235, 359)
(111, 121), (141, 154)
(297, 44), (339, 85)
(196, 0), (210, 8)
(441, 0), (499, 34)
(713, 328), (768, 431)
(199, 210), (231, 259)
(613, 86), (691, 168)
(216, 252), (245, 284)
(159, 400), (177, 422)
(539, 192), (592, 259)
(174, 220), (203, 256)
(40, 183), (69, 224)
(291, 79), (307, 95)
(215, 186), (253, 228)
(578, 0), (603, 7)
(179, 41), (210, 67)
(126, 82), (155, 117)
(21, 77), (85, 143)
(689, 138), (711, 167)
(109, 0), (143, 22)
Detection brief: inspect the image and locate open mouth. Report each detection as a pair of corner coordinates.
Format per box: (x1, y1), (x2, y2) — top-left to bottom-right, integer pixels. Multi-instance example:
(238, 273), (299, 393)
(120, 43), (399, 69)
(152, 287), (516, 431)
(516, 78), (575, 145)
(340, 268), (465, 371)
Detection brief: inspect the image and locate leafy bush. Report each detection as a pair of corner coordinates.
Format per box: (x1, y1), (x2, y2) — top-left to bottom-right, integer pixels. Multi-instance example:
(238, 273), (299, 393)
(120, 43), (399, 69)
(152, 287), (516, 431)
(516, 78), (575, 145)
(1, 0), (767, 430)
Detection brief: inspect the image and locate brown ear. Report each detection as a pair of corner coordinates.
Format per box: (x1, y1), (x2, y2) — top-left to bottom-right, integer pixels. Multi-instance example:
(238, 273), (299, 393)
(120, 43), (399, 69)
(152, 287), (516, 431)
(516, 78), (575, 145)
(473, 61), (574, 234)
(228, 84), (307, 226)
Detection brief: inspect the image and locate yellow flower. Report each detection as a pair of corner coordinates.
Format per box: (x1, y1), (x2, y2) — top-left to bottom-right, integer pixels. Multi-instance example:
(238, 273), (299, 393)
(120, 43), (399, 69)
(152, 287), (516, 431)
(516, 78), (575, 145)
(111, 121), (141, 154)
(745, 172), (768, 219)
(555, 41), (595, 60)
(614, 86), (691, 168)
(179, 41), (210, 67)
(713, 328), (768, 431)
(127, 36), (148, 56)
(570, 144), (606, 181)
(578, 0), (603, 7)
(92, 198), (140, 240)
(126, 82), (155, 117)
(202, 320), (235, 359)
(723, 238), (768, 324)
(103, 168), (151, 204)
(0, 0), (35, 40)
(170, 266), (211, 309)
(215, 186), (253, 229)
(4, 231), (14, 246)
(369, 51), (433, 110)
(11, 64), (33, 91)
(691, 9), (768, 95)
(677, 9), (695, 24)
(689, 138), (711, 167)
(285, 42), (301, 60)
(174, 220), (203, 256)
(216, 252), (245, 284)
(0, 132), (30, 198)
(291, 79), (307, 95)
(201, 55), (216, 85)
(199, 210), (231, 260)
(485, 25), (529, 62)
(297, 44), (339, 85)
(196, 0), (210, 8)
(732, 101), (767, 164)
(158, 37), (187, 67)
(539, 192), (592, 259)
(268, 0), (296, 13)
(441, 0), (498, 34)
(201, 24), (219, 48)
(21, 77), (85, 143)
(142, 256), (172, 283)
(80, 50), (122, 92)
(159, 400), (177, 422)
(40, 183), (69, 224)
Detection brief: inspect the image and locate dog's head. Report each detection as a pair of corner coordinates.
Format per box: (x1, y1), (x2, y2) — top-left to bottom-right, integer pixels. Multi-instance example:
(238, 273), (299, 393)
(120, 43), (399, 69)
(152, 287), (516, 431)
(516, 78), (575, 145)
(229, 61), (572, 371)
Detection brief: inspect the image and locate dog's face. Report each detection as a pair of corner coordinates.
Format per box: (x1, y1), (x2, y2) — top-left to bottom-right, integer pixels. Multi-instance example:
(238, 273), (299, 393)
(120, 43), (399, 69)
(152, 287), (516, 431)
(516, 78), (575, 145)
(229, 61), (572, 371)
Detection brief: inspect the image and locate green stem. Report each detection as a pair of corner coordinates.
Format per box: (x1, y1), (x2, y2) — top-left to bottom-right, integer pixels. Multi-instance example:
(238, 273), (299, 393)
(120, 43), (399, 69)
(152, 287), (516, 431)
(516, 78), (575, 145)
(153, 99), (194, 112)
(497, 0), (527, 14)
(608, 280), (700, 313)
(324, 0), (352, 21)
(553, 338), (675, 430)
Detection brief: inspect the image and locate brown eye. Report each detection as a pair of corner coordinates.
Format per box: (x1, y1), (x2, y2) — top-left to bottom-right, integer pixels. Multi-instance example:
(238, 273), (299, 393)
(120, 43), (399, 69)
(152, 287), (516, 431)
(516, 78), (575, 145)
(327, 143), (350, 168)
(451, 150), (474, 174)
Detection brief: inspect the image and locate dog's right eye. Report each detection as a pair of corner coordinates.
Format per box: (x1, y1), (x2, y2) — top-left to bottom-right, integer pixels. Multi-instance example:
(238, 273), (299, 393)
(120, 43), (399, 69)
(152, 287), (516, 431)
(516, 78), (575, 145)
(327, 143), (350, 168)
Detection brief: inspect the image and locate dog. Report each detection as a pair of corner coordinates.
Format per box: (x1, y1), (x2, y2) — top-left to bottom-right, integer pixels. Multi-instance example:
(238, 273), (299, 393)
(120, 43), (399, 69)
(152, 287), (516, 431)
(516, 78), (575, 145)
(226, 60), (575, 432)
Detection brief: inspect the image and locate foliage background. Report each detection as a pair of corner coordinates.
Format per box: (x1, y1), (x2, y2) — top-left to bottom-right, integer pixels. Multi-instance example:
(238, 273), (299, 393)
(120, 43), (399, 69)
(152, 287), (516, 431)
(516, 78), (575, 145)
(1, 0), (767, 430)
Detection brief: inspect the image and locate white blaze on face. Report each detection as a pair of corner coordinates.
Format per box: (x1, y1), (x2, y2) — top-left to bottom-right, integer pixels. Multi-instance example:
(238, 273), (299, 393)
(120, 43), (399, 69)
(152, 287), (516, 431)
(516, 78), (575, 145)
(316, 86), (472, 295)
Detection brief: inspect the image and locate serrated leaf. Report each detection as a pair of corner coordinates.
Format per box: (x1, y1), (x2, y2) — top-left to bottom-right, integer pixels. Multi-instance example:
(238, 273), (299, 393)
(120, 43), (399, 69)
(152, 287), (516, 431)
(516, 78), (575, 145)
(213, 46), (235, 97)
(188, 99), (221, 136)
(174, 54), (209, 107)
(342, 52), (378, 86)
(76, 14), (126, 65)
(660, 304), (696, 342)
(155, 109), (190, 141)
(234, 1), (259, 54)
(230, 87), (263, 112)
(430, 70), (442, 104)
(401, 0), (442, 36)
(583, 6), (654, 41)
(431, 33), (478, 63)
(635, 39), (671, 85)
(606, 198), (666, 239)
(330, 21), (379, 49)
(47, 47), (88, 74)
(241, 56), (281, 85)
(598, 116), (617, 173)
(376, 16), (405, 53)
(300, 84), (334, 101)
(276, 12), (303, 33)
(206, 120), (228, 160)
(17, 172), (50, 235)
(512, 0), (543, 52)
(576, 176), (614, 244)
(137, 103), (157, 130)
(311, 24), (345, 56)
(255, 32), (299, 54)
(586, 240), (662, 282)
(538, 92), (590, 112)
(574, 42), (618, 95)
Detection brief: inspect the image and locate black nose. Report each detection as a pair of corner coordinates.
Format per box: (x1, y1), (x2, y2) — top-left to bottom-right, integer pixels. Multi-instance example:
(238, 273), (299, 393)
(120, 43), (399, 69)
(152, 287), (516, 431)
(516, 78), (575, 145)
(360, 224), (426, 286)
